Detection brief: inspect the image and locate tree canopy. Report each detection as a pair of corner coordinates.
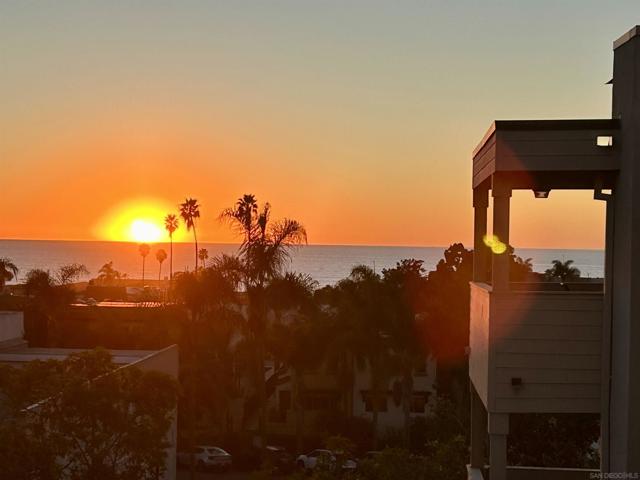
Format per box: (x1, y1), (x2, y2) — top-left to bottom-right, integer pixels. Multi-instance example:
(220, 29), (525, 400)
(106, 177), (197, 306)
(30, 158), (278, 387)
(0, 349), (177, 480)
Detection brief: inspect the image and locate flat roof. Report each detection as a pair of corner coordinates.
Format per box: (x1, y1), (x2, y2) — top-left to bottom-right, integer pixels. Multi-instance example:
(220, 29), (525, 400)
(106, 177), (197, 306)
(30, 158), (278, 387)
(473, 119), (619, 157)
(614, 25), (640, 50)
(0, 347), (160, 366)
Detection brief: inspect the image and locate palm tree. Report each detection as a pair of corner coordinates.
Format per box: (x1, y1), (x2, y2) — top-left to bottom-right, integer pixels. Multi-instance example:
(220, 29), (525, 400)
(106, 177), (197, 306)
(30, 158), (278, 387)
(544, 259), (581, 283)
(0, 257), (19, 292)
(266, 272), (318, 453)
(327, 265), (395, 449)
(219, 194), (307, 447)
(382, 259), (430, 447)
(180, 198), (200, 272)
(156, 249), (168, 281)
(198, 248), (209, 269)
(139, 243), (150, 284)
(164, 214), (179, 281)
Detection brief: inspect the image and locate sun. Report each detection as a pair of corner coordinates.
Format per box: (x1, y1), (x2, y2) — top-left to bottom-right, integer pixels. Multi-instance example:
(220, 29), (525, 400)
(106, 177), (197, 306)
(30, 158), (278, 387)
(130, 219), (163, 243)
(94, 198), (186, 243)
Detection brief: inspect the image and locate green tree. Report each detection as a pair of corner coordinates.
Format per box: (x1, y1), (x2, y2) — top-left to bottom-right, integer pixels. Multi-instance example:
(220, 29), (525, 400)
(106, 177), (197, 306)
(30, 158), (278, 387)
(219, 193), (307, 447)
(0, 349), (177, 480)
(139, 243), (150, 284)
(544, 259), (581, 283)
(179, 198), (201, 272)
(0, 257), (19, 292)
(156, 248), (168, 281)
(164, 214), (179, 282)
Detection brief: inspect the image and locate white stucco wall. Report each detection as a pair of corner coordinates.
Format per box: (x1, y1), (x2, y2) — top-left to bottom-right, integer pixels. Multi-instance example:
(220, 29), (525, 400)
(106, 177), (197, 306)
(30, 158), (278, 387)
(351, 356), (437, 432)
(0, 311), (24, 345)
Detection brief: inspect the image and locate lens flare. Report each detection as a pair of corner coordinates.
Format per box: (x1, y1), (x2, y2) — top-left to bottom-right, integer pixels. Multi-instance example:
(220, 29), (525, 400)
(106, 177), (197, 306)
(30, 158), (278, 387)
(483, 234), (507, 254)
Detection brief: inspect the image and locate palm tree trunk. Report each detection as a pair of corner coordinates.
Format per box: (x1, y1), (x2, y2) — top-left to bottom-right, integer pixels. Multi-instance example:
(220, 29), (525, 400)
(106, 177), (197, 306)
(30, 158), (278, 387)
(169, 236), (173, 281)
(371, 365), (380, 450)
(193, 228), (198, 272)
(402, 369), (413, 449)
(142, 257), (146, 284)
(293, 368), (303, 454)
(158, 262), (162, 281)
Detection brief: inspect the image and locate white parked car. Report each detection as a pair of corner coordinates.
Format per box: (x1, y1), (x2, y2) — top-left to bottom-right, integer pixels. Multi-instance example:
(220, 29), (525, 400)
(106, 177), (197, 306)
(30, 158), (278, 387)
(296, 449), (357, 472)
(177, 445), (232, 471)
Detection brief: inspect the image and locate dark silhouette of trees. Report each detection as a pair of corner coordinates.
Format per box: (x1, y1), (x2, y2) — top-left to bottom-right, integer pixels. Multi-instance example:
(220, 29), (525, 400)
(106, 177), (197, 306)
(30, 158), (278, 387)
(164, 214), (179, 282)
(544, 259), (581, 282)
(382, 259), (430, 448)
(139, 243), (150, 284)
(0, 257), (19, 292)
(173, 261), (242, 479)
(179, 198), (200, 272)
(265, 272), (319, 453)
(25, 264), (88, 345)
(0, 349), (177, 480)
(219, 193), (307, 447)
(198, 248), (209, 269)
(156, 249), (167, 281)
(95, 261), (124, 285)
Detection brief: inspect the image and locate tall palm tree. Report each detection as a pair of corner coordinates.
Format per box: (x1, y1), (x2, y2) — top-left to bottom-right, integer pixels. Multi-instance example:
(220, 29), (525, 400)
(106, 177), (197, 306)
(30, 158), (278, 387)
(198, 248), (209, 269)
(164, 214), (179, 281)
(219, 194), (307, 447)
(156, 249), (168, 281)
(139, 243), (150, 284)
(180, 198), (200, 272)
(0, 257), (19, 292)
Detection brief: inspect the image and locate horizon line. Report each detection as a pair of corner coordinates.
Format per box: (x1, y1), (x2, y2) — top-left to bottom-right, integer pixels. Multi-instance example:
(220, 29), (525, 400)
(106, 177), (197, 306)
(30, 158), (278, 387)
(0, 237), (605, 252)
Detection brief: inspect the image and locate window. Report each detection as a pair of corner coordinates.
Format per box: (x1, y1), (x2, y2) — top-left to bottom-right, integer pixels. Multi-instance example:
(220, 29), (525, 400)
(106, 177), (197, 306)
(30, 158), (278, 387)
(362, 391), (388, 412)
(279, 390), (291, 411)
(410, 392), (431, 413)
(596, 135), (613, 147)
(414, 360), (428, 376)
(301, 392), (339, 410)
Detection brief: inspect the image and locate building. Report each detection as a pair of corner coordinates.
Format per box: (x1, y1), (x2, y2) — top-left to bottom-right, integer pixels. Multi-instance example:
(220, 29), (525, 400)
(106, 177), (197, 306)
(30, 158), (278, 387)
(467, 26), (640, 480)
(0, 311), (179, 480)
(266, 355), (437, 438)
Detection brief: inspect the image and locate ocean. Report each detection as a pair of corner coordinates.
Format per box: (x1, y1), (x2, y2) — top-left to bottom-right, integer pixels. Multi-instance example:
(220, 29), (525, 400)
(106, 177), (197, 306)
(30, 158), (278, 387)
(0, 240), (604, 287)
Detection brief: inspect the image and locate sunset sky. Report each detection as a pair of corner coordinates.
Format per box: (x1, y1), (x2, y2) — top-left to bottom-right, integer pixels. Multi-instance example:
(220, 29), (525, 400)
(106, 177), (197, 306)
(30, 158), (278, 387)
(2, 1), (638, 248)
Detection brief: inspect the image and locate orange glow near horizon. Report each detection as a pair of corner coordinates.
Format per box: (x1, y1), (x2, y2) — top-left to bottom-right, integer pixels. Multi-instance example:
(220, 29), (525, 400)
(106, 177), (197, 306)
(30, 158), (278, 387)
(94, 198), (188, 243)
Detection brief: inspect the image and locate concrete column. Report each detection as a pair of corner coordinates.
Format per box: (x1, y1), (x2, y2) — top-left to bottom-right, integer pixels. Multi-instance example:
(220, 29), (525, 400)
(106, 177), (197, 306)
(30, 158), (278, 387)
(470, 385), (486, 469)
(491, 176), (511, 291)
(473, 185), (489, 283)
(488, 413), (509, 480)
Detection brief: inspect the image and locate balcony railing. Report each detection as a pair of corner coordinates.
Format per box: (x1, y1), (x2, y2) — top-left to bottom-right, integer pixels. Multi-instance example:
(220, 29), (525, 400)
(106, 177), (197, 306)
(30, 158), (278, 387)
(469, 282), (603, 414)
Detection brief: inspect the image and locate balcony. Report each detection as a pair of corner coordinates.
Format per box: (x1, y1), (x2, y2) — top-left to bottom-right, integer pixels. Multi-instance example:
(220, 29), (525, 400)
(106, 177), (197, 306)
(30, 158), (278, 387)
(469, 281), (603, 414)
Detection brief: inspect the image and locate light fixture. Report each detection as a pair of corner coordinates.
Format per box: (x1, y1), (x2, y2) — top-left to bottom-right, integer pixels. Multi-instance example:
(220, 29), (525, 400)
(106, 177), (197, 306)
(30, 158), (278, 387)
(532, 189), (550, 199)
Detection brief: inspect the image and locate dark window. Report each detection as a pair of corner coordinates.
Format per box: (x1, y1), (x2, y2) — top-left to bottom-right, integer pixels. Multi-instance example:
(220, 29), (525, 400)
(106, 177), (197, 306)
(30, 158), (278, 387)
(410, 393), (428, 413)
(279, 390), (291, 411)
(362, 392), (388, 412)
(301, 392), (339, 410)
(414, 360), (428, 376)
